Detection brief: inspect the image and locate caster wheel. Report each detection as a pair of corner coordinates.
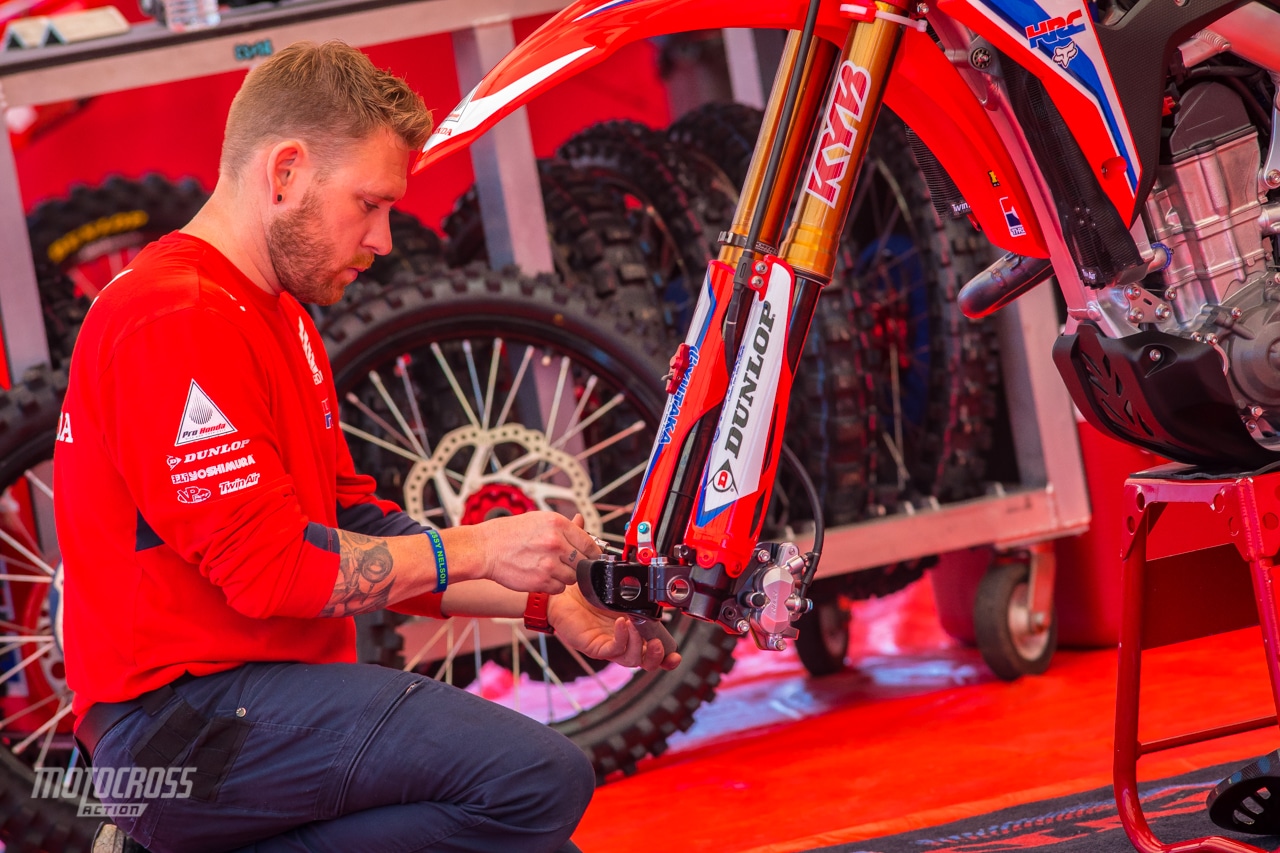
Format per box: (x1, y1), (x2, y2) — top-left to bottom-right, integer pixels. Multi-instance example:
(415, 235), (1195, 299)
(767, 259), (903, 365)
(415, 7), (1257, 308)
(794, 593), (851, 676)
(973, 558), (1057, 681)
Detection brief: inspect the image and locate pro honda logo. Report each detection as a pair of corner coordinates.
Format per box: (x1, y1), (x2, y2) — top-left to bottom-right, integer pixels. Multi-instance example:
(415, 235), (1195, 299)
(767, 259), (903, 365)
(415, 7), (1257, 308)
(804, 61), (872, 208)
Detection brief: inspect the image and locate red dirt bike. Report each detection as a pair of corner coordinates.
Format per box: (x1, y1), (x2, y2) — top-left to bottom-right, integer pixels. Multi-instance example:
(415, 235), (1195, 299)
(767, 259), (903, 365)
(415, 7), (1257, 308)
(418, 0), (1280, 647)
(422, 2), (1280, 825)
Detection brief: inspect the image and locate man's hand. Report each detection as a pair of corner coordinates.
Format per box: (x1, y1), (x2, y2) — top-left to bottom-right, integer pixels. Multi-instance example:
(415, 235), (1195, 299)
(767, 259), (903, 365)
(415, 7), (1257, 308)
(548, 584), (682, 672)
(480, 511), (600, 594)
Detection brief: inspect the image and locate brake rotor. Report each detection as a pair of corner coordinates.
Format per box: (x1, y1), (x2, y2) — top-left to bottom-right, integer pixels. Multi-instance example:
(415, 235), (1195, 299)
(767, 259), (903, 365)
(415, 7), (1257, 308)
(402, 423), (602, 534)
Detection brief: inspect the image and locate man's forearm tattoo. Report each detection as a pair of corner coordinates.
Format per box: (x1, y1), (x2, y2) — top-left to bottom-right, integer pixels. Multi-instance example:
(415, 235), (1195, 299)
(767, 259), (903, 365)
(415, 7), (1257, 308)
(320, 530), (396, 617)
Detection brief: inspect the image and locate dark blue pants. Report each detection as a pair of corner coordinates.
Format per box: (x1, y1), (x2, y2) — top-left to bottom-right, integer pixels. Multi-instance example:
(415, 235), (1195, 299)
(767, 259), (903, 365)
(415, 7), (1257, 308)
(90, 662), (596, 853)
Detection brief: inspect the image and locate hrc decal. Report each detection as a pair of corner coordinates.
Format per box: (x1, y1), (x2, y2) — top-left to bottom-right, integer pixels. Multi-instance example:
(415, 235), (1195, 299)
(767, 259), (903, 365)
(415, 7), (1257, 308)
(804, 62), (872, 208)
(971, 0), (1139, 193)
(1025, 9), (1084, 49)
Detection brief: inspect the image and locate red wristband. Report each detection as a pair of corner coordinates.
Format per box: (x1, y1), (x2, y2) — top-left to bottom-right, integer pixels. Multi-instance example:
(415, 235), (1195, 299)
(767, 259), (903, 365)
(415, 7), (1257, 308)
(524, 592), (554, 635)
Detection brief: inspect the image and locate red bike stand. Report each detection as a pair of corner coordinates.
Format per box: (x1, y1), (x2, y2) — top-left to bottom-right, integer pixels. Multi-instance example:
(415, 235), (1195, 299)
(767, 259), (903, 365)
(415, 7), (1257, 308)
(1116, 464), (1280, 853)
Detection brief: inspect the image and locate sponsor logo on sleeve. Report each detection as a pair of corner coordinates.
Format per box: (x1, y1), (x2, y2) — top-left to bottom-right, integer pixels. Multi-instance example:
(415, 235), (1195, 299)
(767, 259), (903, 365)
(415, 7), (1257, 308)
(166, 456), (181, 469)
(218, 473), (260, 495)
(175, 381), (237, 447)
(297, 317), (324, 385)
(171, 454), (256, 484)
(175, 486), (211, 504)
(56, 412), (73, 444)
(322, 397), (332, 429)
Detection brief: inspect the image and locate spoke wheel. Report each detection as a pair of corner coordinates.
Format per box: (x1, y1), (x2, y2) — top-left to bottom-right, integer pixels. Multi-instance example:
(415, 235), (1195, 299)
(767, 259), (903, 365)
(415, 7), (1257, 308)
(0, 366), (96, 852)
(325, 266), (738, 781)
(844, 114), (999, 513)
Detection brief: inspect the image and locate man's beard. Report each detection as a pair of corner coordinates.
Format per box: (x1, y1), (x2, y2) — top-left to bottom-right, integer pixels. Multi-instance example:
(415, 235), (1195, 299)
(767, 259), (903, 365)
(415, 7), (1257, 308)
(266, 188), (373, 306)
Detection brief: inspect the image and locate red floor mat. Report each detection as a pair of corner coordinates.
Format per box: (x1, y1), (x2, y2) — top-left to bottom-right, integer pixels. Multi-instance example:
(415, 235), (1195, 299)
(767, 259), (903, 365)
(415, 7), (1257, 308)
(574, 579), (1280, 853)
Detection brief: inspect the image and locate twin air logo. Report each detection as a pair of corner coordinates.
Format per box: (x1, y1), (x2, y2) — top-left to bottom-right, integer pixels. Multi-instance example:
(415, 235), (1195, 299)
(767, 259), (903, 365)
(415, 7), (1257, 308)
(804, 61), (872, 208)
(297, 318), (323, 385)
(56, 412), (73, 444)
(218, 473), (260, 495)
(175, 382), (236, 447)
(1000, 197), (1027, 237)
(322, 398), (333, 430)
(699, 263), (793, 518)
(1025, 9), (1085, 50)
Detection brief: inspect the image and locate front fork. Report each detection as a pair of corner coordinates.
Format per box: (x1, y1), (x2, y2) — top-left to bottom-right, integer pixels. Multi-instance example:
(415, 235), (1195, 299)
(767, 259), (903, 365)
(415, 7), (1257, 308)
(581, 6), (908, 649)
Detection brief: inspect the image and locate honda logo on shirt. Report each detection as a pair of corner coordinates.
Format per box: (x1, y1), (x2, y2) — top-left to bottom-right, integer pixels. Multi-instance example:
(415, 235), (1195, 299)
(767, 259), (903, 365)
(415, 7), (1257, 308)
(297, 317), (323, 385)
(175, 381), (237, 447)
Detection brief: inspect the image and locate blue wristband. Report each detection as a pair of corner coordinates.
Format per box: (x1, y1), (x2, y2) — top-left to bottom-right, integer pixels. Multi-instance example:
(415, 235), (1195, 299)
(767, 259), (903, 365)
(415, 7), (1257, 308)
(424, 528), (448, 593)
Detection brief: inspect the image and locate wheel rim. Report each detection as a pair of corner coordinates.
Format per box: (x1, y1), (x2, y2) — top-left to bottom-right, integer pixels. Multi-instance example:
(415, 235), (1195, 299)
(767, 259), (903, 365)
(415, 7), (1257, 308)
(0, 455), (76, 773)
(339, 328), (671, 725)
(1006, 581), (1050, 661)
(847, 154), (932, 505)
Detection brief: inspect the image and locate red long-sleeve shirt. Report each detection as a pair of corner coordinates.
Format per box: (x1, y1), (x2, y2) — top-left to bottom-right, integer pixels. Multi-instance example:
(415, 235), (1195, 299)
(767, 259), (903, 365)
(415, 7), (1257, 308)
(54, 233), (439, 717)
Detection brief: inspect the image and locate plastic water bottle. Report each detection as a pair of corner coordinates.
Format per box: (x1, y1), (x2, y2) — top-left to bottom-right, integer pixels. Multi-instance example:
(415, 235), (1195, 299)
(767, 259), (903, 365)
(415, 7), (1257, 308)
(161, 0), (219, 31)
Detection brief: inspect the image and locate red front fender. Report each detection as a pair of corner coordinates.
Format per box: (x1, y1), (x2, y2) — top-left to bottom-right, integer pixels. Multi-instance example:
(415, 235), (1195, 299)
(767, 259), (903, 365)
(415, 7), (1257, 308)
(416, 0), (1047, 257)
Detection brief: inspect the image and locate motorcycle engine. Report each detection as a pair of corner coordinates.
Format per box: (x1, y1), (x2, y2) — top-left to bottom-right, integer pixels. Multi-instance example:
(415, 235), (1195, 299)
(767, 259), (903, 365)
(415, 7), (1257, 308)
(1142, 79), (1280, 441)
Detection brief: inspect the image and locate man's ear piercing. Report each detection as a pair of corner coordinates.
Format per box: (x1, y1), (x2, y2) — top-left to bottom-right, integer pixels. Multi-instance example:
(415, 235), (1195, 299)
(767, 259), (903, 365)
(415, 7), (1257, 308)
(276, 194), (283, 203)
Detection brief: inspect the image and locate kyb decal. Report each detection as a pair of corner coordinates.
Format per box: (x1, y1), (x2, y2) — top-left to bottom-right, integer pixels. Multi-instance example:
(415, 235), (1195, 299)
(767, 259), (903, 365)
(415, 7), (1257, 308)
(175, 486), (211, 505)
(804, 62), (873, 208)
(175, 381), (237, 447)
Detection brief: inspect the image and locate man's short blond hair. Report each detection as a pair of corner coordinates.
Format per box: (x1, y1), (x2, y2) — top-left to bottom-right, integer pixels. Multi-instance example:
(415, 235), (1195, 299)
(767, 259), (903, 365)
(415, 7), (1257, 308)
(221, 40), (432, 178)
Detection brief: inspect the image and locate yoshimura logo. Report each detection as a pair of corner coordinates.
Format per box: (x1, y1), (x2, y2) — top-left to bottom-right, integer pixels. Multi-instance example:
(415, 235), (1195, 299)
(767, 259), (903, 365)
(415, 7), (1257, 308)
(297, 317), (323, 385)
(171, 454), (256, 484)
(804, 62), (872, 208)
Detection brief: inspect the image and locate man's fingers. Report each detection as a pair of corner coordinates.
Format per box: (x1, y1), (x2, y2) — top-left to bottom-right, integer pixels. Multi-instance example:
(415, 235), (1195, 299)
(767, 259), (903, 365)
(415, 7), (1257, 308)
(568, 527), (602, 561)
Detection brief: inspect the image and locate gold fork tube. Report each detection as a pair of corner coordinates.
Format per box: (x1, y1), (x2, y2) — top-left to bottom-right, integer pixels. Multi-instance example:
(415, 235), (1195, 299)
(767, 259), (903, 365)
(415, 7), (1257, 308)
(718, 32), (839, 267)
(782, 7), (906, 279)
